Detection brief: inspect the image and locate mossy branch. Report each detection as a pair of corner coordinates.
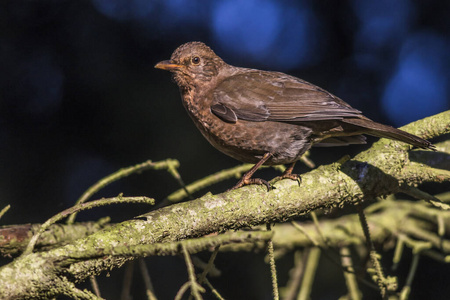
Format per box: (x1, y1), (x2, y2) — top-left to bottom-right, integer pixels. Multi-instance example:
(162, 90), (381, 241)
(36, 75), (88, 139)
(0, 111), (448, 299)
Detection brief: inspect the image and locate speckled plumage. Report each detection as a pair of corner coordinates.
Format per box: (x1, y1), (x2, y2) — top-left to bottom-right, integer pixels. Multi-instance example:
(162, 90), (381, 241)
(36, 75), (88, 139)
(155, 42), (434, 188)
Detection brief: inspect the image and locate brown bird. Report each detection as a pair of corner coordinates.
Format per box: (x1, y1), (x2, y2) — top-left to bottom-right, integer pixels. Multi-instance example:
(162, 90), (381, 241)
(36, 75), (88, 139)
(155, 42), (434, 190)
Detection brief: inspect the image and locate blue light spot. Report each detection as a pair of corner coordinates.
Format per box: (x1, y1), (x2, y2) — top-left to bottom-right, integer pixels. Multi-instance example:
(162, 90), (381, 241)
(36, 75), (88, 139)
(352, 0), (415, 51)
(211, 0), (322, 70)
(212, 0), (281, 58)
(267, 6), (322, 70)
(131, 0), (156, 20)
(381, 32), (450, 126)
(161, 0), (209, 26)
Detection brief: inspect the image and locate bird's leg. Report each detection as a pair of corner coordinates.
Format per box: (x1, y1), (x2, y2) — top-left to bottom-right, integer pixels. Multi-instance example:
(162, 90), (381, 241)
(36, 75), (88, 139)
(228, 152), (272, 191)
(271, 162), (301, 185)
(282, 162), (300, 180)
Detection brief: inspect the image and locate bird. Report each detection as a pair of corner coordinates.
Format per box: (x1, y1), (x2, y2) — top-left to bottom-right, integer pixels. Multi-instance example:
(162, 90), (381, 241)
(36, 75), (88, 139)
(155, 41), (434, 190)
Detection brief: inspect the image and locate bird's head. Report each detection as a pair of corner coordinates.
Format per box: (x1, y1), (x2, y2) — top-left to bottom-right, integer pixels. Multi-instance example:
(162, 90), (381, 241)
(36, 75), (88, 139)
(155, 42), (225, 89)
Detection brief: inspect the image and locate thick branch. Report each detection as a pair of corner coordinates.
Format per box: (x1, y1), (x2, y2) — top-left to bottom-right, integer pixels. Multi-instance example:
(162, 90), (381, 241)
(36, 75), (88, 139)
(0, 111), (448, 299)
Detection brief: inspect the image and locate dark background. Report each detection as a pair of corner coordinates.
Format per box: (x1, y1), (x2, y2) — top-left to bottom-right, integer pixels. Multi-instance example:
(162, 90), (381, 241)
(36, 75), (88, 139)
(1, 0), (449, 299)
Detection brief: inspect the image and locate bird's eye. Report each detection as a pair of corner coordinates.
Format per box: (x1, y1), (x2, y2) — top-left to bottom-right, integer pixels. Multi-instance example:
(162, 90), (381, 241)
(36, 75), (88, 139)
(191, 56), (201, 65)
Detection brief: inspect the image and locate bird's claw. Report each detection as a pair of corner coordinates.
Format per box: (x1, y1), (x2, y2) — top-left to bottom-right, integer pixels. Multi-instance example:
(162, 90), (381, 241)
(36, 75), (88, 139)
(271, 173), (302, 186)
(227, 177), (272, 192)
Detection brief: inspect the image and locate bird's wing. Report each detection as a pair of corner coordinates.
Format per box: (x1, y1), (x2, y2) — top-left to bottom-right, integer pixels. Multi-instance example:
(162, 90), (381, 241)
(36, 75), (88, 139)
(211, 71), (363, 123)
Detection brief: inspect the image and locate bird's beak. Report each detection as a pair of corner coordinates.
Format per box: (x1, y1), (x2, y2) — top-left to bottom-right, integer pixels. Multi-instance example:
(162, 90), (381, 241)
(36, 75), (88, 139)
(154, 60), (183, 71)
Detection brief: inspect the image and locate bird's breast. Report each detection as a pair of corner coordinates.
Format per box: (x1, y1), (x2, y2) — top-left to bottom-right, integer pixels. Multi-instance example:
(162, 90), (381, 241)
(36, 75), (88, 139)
(181, 91), (218, 137)
(180, 90), (313, 164)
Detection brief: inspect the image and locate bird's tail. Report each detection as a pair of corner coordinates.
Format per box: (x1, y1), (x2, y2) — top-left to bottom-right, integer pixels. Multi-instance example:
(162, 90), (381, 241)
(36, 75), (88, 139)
(342, 118), (435, 150)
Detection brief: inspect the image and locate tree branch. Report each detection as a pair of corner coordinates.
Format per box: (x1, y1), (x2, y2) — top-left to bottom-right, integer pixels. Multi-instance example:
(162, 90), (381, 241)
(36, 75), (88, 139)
(0, 111), (448, 299)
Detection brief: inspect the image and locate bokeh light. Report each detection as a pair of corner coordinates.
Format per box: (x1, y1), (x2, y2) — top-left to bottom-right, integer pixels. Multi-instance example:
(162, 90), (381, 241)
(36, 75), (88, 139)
(211, 0), (323, 70)
(352, 0), (415, 51)
(212, 0), (281, 58)
(159, 0), (209, 28)
(382, 32), (450, 126)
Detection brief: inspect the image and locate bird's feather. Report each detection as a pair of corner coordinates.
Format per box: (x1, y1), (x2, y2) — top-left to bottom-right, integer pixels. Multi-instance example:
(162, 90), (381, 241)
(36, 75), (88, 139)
(212, 71), (363, 122)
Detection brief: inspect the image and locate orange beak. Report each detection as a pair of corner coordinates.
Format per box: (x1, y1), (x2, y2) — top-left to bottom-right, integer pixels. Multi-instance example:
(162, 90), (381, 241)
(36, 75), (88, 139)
(154, 60), (183, 71)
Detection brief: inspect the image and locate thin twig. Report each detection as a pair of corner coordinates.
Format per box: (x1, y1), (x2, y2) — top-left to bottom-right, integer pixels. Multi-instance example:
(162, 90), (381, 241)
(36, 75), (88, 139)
(340, 247), (361, 300)
(0, 204), (10, 220)
(400, 254), (420, 300)
(300, 151), (315, 168)
(191, 255), (221, 277)
(311, 211), (328, 247)
(67, 159), (177, 224)
(174, 282), (192, 300)
(182, 244), (204, 300)
(298, 247), (321, 300)
(291, 221), (319, 246)
(165, 159), (193, 201)
(267, 224), (279, 300)
(292, 220), (379, 292)
(392, 235), (405, 271)
(189, 246), (221, 300)
(89, 276), (101, 298)
(203, 277), (225, 300)
(198, 246), (220, 283)
(61, 277), (104, 300)
(138, 259), (157, 300)
(401, 186), (450, 210)
(421, 249), (450, 263)
(356, 204), (388, 298)
(121, 261), (134, 300)
(283, 250), (307, 300)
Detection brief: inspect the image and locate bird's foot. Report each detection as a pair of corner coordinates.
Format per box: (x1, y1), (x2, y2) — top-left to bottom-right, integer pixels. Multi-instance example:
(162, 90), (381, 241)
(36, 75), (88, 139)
(271, 162), (302, 186)
(270, 162), (301, 186)
(227, 177), (271, 192)
(226, 152), (273, 192)
(271, 173), (302, 185)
